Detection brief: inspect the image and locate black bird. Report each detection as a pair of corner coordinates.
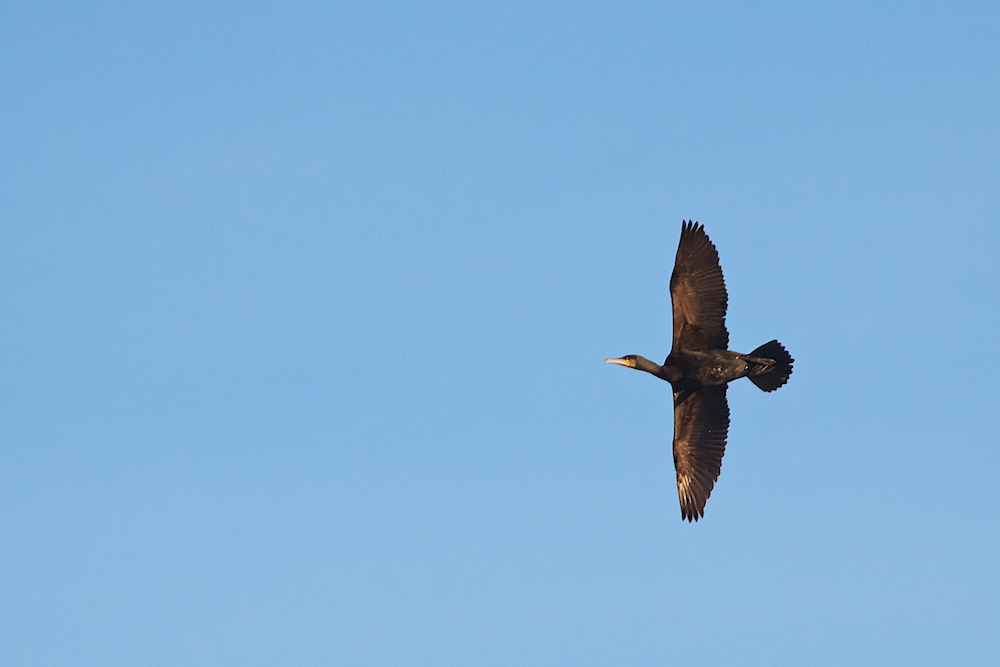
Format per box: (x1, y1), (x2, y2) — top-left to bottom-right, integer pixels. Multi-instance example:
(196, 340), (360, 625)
(605, 221), (793, 521)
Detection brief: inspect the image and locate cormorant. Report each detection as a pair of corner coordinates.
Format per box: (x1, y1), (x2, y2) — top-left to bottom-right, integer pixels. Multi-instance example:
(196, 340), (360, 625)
(605, 221), (793, 521)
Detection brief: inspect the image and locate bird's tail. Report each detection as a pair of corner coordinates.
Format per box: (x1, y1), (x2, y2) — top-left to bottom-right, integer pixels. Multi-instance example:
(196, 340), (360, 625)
(747, 340), (794, 392)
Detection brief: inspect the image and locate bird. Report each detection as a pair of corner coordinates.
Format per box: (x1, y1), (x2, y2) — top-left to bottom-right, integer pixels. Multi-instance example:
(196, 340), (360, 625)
(605, 221), (793, 521)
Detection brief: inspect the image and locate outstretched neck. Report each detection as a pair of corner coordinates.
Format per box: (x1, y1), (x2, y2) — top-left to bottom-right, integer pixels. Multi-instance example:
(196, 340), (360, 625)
(632, 355), (680, 382)
(631, 355), (664, 375)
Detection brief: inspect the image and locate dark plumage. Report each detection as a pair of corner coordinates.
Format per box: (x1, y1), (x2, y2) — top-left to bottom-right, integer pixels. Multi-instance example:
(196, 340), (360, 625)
(605, 221), (793, 521)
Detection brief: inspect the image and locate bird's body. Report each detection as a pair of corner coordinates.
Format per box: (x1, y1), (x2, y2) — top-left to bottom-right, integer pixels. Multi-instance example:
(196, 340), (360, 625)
(668, 349), (753, 387)
(606, 221), (793, 521)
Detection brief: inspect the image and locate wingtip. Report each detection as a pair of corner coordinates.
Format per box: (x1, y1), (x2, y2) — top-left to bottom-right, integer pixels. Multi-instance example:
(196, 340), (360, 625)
(681, 219), (702, 234)
(679, 220), (714, 250)
(680, 507), (702, 522)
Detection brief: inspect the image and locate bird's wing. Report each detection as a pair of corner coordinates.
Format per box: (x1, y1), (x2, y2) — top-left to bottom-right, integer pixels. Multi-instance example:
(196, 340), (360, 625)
(673, 385), (730, 522)
(669, 221), (729, 351)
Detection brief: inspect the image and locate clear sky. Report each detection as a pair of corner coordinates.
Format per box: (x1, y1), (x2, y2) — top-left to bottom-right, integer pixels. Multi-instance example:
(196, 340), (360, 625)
(3, 2), (999, 664)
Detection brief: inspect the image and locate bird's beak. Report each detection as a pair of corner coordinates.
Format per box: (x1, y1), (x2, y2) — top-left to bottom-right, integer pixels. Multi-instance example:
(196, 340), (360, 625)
(604, 357), (635, 368)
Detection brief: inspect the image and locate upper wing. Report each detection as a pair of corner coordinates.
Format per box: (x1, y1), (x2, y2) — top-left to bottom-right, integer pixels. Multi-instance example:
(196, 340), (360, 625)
(670, 221), (729, 351)
(673, 385), (730, 522)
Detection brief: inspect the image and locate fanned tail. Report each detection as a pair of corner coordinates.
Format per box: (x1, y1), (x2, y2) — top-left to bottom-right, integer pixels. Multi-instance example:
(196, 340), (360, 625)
(747, 340), (794, 392)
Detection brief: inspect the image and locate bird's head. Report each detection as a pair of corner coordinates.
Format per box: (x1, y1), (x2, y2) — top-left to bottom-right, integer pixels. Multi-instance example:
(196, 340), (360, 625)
(604, 355), (639, 368)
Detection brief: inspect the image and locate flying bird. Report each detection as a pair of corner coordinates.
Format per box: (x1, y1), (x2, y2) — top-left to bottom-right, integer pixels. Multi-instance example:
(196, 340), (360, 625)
(605, 221), (793, 521)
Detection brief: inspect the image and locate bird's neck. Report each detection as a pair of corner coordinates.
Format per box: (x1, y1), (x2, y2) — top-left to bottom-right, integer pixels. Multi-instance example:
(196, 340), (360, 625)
(633, 355), (679, 382)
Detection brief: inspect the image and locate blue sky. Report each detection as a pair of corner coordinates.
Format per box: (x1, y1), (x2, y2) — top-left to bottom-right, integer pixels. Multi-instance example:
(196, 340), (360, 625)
(3, 2), (999, 664)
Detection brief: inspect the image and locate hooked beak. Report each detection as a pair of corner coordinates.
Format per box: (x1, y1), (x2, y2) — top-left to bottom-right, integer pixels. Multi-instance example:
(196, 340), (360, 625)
(604, 357), (635, 368)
